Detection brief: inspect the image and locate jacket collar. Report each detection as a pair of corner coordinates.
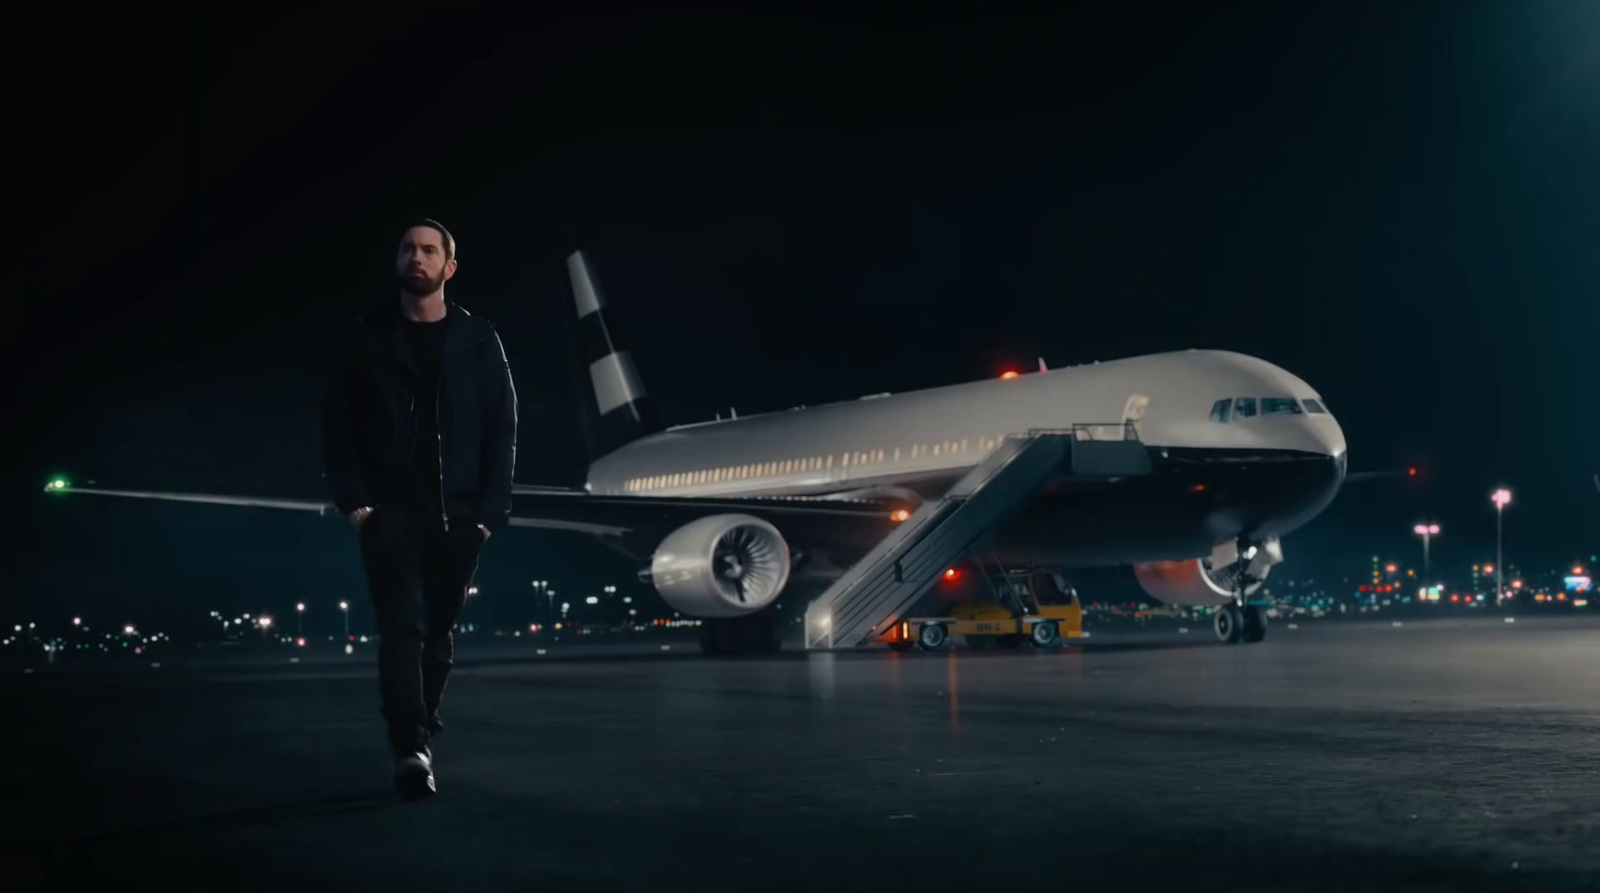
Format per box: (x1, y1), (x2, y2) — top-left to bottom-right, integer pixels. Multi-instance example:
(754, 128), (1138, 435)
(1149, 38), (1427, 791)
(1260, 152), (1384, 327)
(360, 299), (492, 375)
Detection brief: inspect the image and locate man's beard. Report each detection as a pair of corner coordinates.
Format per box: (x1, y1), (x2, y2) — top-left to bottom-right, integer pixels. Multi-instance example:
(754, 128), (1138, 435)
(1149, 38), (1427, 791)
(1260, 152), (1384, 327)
(397, 267), (447, 296)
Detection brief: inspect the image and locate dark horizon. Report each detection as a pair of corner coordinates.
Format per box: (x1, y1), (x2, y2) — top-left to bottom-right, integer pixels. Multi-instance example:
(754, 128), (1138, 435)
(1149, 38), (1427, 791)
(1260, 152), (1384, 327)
(6, 3), (1596, 629)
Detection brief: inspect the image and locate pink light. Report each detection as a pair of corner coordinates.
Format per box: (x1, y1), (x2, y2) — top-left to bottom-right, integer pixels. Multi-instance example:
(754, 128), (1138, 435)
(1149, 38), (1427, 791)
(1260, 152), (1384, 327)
(1491, 488), (1511, 508)
(1413, 524), (1439, 535)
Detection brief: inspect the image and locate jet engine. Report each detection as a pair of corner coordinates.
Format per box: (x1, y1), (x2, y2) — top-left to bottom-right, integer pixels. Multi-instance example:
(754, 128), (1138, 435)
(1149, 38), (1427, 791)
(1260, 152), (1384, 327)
(1132, 538), (1283, 606)
(648, 514), (791, 618)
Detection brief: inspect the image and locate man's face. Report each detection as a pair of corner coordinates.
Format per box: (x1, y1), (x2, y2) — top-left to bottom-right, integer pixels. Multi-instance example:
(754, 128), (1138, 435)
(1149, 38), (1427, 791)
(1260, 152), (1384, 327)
(395, 226), (456, 296)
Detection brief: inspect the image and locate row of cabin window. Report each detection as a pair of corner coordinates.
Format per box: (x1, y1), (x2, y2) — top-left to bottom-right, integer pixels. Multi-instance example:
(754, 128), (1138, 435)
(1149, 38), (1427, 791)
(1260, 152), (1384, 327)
(623, 434), (1014, 493)
(1209, 397), (1327, 422)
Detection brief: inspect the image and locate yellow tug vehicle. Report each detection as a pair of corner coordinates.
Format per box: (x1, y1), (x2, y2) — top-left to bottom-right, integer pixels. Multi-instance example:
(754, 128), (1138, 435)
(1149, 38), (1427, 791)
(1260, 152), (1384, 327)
(874, 572), (1085, 652)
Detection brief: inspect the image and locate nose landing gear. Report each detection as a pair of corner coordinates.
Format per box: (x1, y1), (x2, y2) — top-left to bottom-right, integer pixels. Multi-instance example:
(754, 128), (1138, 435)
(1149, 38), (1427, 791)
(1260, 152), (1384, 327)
(1212, 602), (1267, 643)
(1213, 536), (1273, 644)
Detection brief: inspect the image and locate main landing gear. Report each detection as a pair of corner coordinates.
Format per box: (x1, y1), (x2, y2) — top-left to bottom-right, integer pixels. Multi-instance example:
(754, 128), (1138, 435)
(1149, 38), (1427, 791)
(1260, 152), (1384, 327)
(698, 611), (782, 655)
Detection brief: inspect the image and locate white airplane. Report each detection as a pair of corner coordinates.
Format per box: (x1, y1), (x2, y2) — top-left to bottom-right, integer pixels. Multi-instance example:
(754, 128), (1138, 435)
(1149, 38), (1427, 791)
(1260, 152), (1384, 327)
(45, 251), (1383, 654)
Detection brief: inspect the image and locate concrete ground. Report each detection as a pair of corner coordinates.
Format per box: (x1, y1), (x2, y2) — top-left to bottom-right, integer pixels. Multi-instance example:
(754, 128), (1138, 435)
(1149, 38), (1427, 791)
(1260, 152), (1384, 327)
(7, 615), (1597, 891)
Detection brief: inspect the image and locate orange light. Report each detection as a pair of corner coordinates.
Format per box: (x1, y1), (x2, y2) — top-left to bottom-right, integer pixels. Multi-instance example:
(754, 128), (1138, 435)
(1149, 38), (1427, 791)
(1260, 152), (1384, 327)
(1189, 484), (1207, 493)
(890, 509), (911, 523)
(1408, 467), (1418, 476)
(943, 568), (960, 581)
(1386, 564), (1397, 573)
(1000, 370), (1020, 380)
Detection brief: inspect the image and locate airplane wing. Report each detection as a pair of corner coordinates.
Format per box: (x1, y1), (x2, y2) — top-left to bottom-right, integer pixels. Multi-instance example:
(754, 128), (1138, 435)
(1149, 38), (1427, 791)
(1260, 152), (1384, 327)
(42, 478), (906, 560)
(1343, 467), (1421, 484)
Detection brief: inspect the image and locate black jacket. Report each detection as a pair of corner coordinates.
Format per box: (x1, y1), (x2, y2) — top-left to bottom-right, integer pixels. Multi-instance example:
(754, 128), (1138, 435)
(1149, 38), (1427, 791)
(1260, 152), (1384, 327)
(319, 300), (518, 532)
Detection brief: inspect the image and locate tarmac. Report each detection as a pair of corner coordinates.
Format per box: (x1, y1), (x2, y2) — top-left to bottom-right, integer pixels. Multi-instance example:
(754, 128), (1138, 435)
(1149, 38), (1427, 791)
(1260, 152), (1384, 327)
(7, 614), (1598, 891)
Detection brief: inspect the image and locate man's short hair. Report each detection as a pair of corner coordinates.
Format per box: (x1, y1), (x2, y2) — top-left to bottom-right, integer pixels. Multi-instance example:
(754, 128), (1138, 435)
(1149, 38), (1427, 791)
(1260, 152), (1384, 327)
(404, 218), (457, 260)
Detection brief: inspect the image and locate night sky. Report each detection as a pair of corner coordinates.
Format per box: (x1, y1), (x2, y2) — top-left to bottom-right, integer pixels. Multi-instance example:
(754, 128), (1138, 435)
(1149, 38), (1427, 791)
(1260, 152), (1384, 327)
(7, 3), (1596, 634)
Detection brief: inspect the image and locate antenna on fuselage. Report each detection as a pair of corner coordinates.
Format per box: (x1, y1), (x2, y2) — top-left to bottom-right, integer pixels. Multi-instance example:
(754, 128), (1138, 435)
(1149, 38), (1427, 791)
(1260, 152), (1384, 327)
(1038, 357), (1048, 372)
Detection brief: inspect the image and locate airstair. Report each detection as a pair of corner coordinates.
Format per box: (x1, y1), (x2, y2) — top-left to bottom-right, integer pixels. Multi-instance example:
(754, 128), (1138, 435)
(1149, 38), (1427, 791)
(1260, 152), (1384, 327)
(803, 423), (1152, 649)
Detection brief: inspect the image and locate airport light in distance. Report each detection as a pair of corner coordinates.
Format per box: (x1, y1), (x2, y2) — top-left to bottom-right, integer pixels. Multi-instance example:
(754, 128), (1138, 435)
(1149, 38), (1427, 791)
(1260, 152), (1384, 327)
(1413, 523), (1440, 578)
(1491, 488), (1511, 604)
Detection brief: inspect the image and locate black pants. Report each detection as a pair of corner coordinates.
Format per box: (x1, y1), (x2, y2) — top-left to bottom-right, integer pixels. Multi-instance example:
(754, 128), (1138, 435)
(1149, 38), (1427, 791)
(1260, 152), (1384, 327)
(358, 506), (484, 750)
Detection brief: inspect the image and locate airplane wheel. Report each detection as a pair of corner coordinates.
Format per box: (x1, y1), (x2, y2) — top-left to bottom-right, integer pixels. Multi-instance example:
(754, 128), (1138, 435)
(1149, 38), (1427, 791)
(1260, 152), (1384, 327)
(1242, 605), (1268, 643)
(699, 615), (781, 655)
(1213, 605), (1244, 644)
(918, 623), (948, 651)
(1030, 621), (1060, 648)
(698, 622), (721, 654)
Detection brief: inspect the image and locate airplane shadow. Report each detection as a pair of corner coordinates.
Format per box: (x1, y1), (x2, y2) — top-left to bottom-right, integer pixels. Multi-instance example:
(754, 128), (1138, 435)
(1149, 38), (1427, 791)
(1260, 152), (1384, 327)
(454, 635), (1221, 668)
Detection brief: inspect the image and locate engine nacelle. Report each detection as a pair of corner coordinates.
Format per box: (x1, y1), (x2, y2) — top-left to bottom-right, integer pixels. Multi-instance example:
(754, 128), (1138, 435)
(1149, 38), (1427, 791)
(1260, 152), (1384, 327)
(1132, 538), (1282, 606)
(649, 514), (791, 618)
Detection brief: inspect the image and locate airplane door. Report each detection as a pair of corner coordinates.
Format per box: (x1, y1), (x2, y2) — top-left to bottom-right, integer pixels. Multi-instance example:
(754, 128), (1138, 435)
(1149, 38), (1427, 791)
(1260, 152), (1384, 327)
(1122, 394), (1149, 438)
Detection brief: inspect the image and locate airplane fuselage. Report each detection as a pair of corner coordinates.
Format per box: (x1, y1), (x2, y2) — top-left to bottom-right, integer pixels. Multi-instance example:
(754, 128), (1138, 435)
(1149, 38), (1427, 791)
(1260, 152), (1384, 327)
(585, 349), (1347, 578)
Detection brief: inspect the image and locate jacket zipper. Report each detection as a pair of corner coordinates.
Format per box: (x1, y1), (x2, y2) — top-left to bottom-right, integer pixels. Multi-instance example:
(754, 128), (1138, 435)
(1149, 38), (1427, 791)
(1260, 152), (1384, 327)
(436, 372), (447, 532)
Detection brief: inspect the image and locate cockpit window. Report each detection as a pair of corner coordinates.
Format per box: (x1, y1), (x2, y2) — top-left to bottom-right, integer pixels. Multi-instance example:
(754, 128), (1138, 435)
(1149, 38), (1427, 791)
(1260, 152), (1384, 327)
(1302, 398), (1327, 414)
(1233, 397), (1257, 418)
(1262, 397), (1303, 415)
(1210, 398), (1232, 422)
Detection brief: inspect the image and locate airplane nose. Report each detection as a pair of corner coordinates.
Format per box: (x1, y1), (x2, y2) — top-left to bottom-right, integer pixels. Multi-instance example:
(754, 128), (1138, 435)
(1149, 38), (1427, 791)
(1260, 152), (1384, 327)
(1311, 413), (1347, 461)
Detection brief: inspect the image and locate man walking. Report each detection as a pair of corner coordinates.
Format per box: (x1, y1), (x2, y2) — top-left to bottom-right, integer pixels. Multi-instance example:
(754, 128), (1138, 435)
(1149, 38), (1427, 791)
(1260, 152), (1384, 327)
(320, 219), (517, 799)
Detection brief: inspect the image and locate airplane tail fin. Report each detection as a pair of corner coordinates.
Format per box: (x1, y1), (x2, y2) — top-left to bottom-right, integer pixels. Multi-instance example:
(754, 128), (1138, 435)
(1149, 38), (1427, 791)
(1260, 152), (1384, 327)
(565, 250), (663, 463)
